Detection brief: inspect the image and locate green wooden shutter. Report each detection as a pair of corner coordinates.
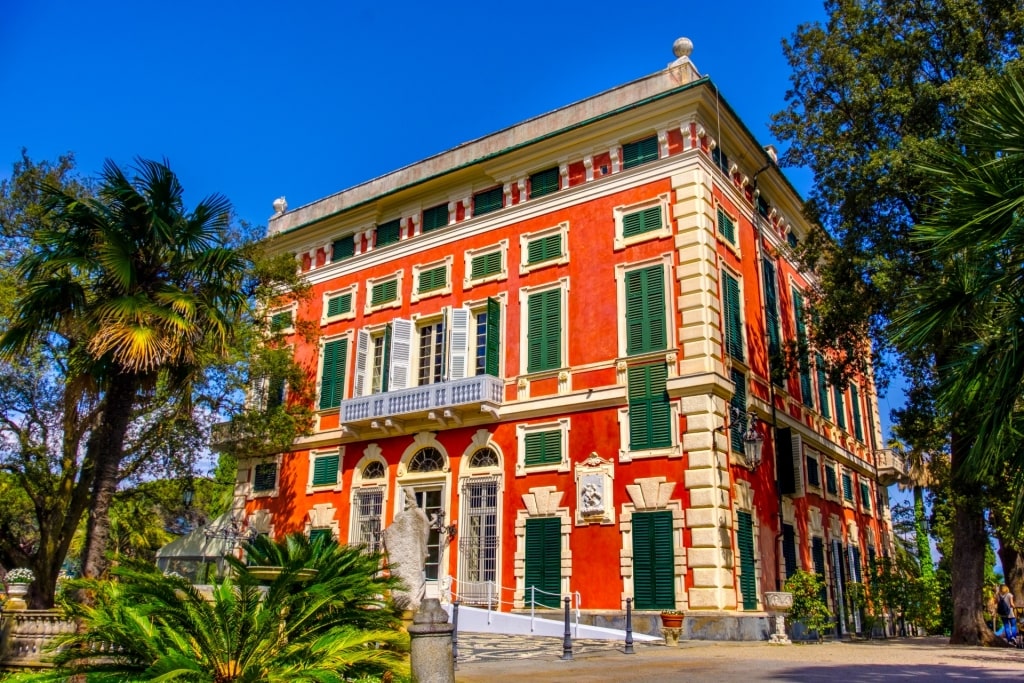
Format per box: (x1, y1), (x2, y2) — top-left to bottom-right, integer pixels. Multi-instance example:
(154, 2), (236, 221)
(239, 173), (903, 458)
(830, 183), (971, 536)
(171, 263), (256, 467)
(381, 323), (392, 392)
(763, 259), (780, 365)
(253, 462), (277, 492)
(793, 290), (813, 407)
(737, 510), (758, 610)
(319, 339), (348, 409)
(717, 206), (735, 244)
(418, 265), (447, 293)
(860, 482), (872, 511)
(331, 235), (355, 262)
(834, 386), (847, 429)
(527, 234), (562, 264)
(722, 271), (743, 361)
(524, 430), (561, 467)
(628, 364), (672, 450)
(816, 354), (830, 419)
(422, 204), (449, 232)
(851, 547), (863, 583)
(622, 206), (662, 238)
(270, 311), (292, 332)
(811, 537), (828, 604)
(806, 455), (820, 487)
(632, 511), (676, 610)
(376, 219), (401, 246)
(782, 523), (798, 580)
(825, 465), (838, 495)
(309, 528), (333, 544)
(485, 297), (501, 376)
(524, 517), (561, 608)
(371, 279), (398, 306)
(842, 472), (853, 501)
(267, 372), (285, 410)
(851, 384), (864, 440)
(473, 187), (504, 216)
(622, 136), (659, 169)
(625, 266), (666, 355)
(729, 369), (747, 453)
(471, 251), (502, 279)
(326, 293), (352, 318)
(311, 454), (339, 486)
(527, 289), (561, 372)
(529, 167), (560, 199)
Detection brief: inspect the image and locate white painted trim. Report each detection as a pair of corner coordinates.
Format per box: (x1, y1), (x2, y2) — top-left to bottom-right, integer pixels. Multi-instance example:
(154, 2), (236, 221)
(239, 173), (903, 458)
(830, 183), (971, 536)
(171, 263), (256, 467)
(519, 221), (570, 275)
(320, 283), (358, 325)
(612, 193), (672, 250)
(306, 446), (345, 494)
(411, 254), (454, 303)
(515, 418), (571, 476)
(463, 239), (510, 290)
(364, 270), (404, 314)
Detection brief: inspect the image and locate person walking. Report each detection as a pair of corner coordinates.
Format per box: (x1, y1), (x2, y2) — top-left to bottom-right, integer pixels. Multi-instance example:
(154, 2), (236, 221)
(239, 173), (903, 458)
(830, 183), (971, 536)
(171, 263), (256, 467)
(996, 585), (1017, 646)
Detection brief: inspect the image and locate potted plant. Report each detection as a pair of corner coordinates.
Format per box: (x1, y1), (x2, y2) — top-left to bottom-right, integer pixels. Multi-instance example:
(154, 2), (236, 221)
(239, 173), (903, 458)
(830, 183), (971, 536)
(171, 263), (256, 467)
(660, 609), (684, 628)
(785, 570), (832, 642)
(4, 567), (35, 610)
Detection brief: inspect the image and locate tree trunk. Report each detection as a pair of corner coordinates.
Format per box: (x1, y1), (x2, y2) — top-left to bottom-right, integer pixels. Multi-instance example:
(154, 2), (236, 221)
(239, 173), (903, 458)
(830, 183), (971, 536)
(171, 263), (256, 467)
(913, 485), (934, 581)
(948, 429), (996, 646)
(80, 376), (138, 580)
(996, 536), (1024, 605)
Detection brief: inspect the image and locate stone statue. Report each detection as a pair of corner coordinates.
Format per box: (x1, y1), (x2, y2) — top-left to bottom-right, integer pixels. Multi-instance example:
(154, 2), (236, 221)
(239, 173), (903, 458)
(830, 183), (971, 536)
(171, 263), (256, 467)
(383, 489), (431, 612)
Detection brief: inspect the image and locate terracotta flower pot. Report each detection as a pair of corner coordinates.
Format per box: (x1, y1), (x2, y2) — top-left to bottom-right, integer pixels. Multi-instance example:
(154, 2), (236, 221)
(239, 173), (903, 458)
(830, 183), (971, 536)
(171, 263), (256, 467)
(660, 612), (684, 628)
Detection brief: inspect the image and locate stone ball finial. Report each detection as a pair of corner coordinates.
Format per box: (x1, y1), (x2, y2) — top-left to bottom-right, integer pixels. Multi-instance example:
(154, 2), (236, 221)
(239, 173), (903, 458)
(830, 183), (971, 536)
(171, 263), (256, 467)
(673, 37), (693, 59)
(272, 196), (288, 215)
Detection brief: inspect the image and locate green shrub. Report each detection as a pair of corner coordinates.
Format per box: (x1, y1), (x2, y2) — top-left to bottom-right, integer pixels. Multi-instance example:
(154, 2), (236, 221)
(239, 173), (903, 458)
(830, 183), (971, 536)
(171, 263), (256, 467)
(785, 570), (833, 641)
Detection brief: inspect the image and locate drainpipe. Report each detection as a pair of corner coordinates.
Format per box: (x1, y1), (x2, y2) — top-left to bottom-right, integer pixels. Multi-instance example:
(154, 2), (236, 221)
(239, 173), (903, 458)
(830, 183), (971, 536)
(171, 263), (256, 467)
(750, 161), (784, 592)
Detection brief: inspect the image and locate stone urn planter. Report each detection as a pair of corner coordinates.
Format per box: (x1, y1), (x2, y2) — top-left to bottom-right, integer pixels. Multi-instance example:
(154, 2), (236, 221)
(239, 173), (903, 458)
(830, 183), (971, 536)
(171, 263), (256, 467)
(764, 591), (793, 645)
(4, 583), (30, 611)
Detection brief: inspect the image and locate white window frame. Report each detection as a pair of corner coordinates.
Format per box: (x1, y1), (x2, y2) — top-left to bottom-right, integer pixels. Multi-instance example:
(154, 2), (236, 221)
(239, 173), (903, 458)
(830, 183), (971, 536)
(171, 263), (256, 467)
(519, 221), (570, 275)
(268, 301), (298, 335)
(840, 468), (856, 509)
(859, 477), (874, 513)
(804, 446), (823, 495)
(321, 284), (358, 325)
(410, 309), (447, 387)
(463, 294), (506, 379)
(411, 255), (454, 303)
(464, 240), (509, 289)
(364, 270), (404, 314)
(349, 446), (389, 550)
(612, 192), (672, 250)
(614, 254), (675, 359)
(517, 278), (569, 377)
(616, 388), (682, 462)
(306, 447), (344, 494)
(316, 330), (354, 413)
(515, 418), (571, 476)
(247, 454), (283, 500)
(823, 461), (841, 504)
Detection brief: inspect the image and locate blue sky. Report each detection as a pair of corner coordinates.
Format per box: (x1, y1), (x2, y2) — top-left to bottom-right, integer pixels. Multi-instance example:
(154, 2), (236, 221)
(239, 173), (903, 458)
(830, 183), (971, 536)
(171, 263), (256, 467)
(4, 2), (916, 439)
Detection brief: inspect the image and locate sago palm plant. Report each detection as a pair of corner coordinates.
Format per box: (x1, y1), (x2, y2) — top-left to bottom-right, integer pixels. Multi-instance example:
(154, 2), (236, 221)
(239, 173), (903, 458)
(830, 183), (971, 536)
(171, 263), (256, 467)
(12, 558), (408, 682)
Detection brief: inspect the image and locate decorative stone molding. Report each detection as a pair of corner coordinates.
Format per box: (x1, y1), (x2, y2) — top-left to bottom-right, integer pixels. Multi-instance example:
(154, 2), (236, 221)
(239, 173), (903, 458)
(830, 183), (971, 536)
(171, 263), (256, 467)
(514, 487), (572, 608)
(625, 477), (677, 511)
(574, 452), (615, 525)
(808, 506), (823, 538)
(306, 503), (340, 539)
(248, 509), (274, 536)
(521, 486), (564, 516)
(618, 479), (686, 611)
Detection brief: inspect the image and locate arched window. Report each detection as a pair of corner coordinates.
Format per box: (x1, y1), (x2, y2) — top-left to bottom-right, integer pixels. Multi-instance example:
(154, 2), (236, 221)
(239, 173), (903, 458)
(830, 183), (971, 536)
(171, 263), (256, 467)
(469, 447), (499, 469)
(362, 461), (385, 480)
(409, 447), (444, 473)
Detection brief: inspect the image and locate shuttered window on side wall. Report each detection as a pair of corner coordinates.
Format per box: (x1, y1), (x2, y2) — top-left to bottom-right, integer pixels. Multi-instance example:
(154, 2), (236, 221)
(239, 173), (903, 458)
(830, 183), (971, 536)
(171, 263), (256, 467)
(529, 167), (559, 199)
(632, 511), (676, 610)
(628, 364), (672, 451)
(722, 271), (743, 361)
(311, 454), (339, 486)
(737, 510), (758, 610)
(471, 251), (502, 280)
(625, 265), (666, 355)
(326, 293), (352, 318)
(319, 339), (348, 410)
(376, 219), (401, 247)
(622, 205), (662, 238)
(253, 462), (277, 492)
(524, 517), (561, 607)
(622, 136), (659, 169)
(523, 430), (561, 467)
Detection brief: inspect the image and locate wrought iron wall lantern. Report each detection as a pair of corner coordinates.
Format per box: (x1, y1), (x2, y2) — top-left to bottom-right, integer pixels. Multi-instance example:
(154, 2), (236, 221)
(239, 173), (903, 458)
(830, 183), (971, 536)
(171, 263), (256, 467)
(717, 405), (765, 470)
(430, 510), (458, 544)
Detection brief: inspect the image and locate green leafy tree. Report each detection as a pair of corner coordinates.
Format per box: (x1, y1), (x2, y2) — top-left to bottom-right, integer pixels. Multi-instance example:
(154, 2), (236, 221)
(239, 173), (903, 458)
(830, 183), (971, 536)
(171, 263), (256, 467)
(15, 559), (408, 682)
(785, 569), (833, 641)
(771, 0), (1024, 645)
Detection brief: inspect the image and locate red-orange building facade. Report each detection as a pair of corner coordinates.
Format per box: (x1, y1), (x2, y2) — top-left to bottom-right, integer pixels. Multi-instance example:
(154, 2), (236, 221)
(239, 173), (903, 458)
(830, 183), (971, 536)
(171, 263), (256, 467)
(232, 51), (898, 637)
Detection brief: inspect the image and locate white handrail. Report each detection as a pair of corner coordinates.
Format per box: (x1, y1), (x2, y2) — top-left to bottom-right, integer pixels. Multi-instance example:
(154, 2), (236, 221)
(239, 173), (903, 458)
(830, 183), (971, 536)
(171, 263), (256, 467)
(442, 576), (581, 634)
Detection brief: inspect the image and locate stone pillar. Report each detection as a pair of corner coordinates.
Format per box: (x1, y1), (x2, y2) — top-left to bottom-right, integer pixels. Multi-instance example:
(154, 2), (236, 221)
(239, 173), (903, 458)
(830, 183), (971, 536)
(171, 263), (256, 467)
(669, 167), (737, 611)
(408, 598), (454, 683)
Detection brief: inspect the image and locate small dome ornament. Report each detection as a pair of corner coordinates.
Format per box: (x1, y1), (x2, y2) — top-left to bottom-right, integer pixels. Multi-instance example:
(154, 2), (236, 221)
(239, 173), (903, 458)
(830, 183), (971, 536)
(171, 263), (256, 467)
(672, 37), (693, 60)
(272, 196), (288, 216)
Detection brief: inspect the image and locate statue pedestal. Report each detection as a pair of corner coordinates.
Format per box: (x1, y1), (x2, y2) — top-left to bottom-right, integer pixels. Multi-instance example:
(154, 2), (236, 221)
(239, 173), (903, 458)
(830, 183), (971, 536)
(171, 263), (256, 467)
(4, 584), (29, 611)
(408, 598), (454, 683)
(764, 592), (793, 645)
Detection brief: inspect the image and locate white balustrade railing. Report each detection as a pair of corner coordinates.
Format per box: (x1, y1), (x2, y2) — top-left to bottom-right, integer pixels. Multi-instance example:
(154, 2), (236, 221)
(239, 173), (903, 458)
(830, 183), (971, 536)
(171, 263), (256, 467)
(341, 375), (503, 423)
(0, 609), (76, 667)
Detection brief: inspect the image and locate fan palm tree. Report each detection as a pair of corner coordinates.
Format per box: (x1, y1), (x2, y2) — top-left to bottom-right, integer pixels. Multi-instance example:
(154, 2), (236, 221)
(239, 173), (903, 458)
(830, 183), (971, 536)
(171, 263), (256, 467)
(0, 158), (248, 579)
(12, 562), (408, 682)
(895, 71), (1024, 521)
